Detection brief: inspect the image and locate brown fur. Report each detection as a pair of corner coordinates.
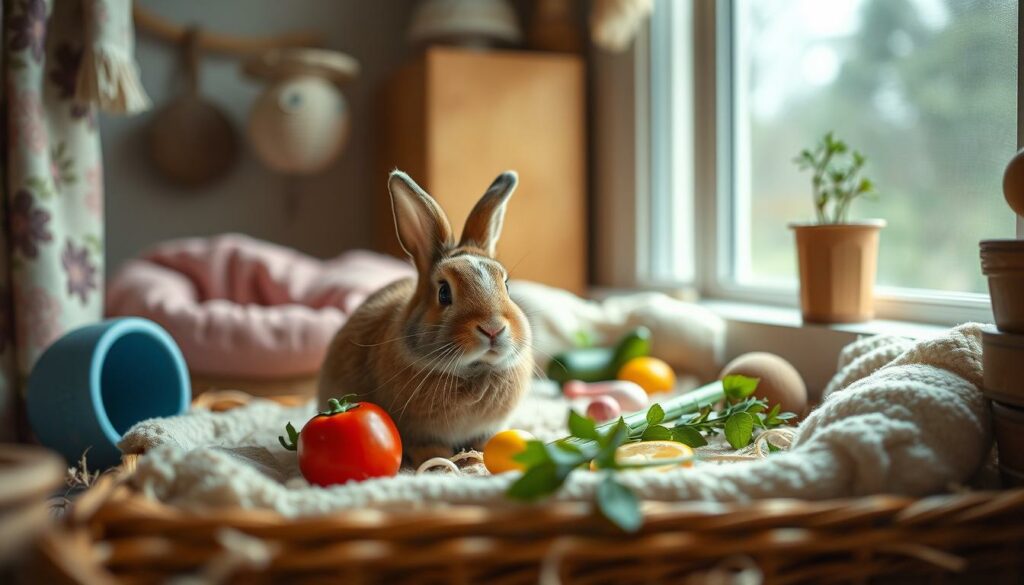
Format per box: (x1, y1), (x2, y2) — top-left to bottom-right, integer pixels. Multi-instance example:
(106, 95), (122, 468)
(318, 171), (532, 464)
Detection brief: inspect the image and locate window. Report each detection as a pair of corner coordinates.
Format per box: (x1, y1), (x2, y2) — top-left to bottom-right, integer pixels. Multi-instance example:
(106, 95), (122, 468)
(646, 0), (1019, 323)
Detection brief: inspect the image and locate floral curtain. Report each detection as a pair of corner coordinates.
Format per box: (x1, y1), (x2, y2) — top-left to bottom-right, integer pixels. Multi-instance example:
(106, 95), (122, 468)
(1, 0), (148, 441)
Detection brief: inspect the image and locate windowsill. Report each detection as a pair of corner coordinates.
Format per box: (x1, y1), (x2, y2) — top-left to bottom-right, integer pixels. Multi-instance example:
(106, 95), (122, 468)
(699, 299), (958, 398)
(701, 298), (953, 398)
(590, 286), (955, 339)
(589, 286), (962, 395)
(699, 299), (950, 340)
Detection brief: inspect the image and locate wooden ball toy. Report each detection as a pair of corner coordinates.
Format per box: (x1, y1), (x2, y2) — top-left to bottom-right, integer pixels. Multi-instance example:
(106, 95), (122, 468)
(243, 48), (360, 175)
(719, 352), (808, 417)
(1004, 147), (1024, 217)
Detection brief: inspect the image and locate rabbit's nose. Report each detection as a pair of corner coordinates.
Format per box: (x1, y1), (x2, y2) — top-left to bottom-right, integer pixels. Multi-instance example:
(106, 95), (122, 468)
(477, 324), (507, 344)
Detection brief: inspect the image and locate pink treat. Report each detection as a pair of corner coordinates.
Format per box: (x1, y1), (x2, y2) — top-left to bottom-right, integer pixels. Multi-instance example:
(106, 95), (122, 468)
(586, 395), (621, 423)
(563, 379), (649, 412)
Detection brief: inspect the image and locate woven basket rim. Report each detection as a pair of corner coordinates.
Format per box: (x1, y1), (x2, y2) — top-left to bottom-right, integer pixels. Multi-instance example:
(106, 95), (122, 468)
(58, 464), (1024, 585)
(90, 456), (1024, 533)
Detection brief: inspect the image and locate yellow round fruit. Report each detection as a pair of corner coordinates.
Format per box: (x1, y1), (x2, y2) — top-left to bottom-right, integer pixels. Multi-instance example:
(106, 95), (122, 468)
(483, 429), (536, 474)
(599, 440), (695, 472)
(617, 357), (677, 394)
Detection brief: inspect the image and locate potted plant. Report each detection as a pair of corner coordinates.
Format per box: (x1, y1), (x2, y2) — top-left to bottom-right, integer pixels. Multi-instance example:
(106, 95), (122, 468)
(791, 132), (884, 323)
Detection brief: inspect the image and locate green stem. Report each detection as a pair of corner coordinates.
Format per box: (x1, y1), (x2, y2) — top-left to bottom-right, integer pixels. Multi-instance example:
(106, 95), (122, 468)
(278, 422), (299, 451)
(560, 381), (725, 448)
(813, 147), (834, 224)
(321, 395), (360, 416)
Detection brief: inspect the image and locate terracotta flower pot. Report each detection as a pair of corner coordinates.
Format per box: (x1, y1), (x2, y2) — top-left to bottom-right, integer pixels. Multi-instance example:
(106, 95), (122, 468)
(982, 326), (1024, 407)
(790, 221), (885, 323)
(992, 401), (1024, 486)
(980, 239), (1024, 333)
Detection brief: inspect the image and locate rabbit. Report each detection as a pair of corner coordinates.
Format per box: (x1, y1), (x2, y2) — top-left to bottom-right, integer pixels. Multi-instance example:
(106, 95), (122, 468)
(318, 170), (533, 466)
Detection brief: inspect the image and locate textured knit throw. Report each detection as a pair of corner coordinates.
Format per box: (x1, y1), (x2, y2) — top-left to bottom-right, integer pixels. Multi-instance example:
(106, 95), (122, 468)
(121, 324), (992, 516)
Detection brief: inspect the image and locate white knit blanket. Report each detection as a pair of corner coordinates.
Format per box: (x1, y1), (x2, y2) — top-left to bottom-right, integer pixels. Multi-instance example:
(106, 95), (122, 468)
(120, 324), (992, 516)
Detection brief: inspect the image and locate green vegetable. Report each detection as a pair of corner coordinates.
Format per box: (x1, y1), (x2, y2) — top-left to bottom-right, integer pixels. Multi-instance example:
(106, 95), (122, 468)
(508, 380), (725, 530)
(546, 327), (652, 384)
(651, 395), (795, 449)
(572, 330), (596, 348)
(507, 375), (798, 532)
(560, 378), (726, 449)
(546, 347), (617, 382)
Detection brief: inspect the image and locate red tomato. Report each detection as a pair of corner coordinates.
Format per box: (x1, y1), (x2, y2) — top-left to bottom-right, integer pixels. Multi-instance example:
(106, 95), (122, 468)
(280, 397), (402, 486)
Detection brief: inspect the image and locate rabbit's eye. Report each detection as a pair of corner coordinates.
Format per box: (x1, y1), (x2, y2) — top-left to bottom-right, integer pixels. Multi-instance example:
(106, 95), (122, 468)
(438, 280), (453, 306)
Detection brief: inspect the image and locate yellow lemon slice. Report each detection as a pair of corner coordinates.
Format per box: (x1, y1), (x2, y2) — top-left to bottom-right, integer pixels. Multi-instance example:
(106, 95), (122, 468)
(601, 440), (695, 472)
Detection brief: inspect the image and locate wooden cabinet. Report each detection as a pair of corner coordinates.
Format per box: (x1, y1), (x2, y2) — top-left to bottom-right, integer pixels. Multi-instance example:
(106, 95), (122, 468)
(375, 47), (587, 294)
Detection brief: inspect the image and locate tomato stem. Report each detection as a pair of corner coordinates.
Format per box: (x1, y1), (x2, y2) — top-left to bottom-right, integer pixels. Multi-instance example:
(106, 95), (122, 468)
(321, 395), (360, 416)
(279, 421), (300, 451)
(279, 397), (363, 452)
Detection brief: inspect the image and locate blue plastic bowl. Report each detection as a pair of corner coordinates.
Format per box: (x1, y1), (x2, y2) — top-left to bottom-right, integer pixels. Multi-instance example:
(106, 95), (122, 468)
(26, 317), (191, 469)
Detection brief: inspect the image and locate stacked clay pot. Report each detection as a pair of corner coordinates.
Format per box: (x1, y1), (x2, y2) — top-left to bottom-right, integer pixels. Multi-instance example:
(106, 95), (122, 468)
(982, 149), (1024, 487)
(982, 272), (1024, 487)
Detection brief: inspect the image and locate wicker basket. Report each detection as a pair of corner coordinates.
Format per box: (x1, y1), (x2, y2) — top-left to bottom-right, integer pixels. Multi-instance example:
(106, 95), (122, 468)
(27, 395), (1024, 585)
(0, 444), (65, 570)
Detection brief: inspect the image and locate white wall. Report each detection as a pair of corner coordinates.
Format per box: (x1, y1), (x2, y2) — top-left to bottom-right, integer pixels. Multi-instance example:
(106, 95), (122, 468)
(101, 0), (419, 272)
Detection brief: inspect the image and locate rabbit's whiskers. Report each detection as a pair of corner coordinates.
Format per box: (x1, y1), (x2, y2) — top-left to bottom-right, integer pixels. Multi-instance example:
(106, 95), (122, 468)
(381, 342), (454, 413)
(524, 344), (561, 379)
(395, 344), (459, 422)
(513, 345), (548, 380)
(436, 347), (465, 435)
(350, 324), (447, 348)
(389, 342), (453, 396)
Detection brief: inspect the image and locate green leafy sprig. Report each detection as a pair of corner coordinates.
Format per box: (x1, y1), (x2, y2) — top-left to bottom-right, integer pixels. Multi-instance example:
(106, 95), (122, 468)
(643, 391), (796, 451)
(793, 131), (878, 224)
(506, 376), (796, 532)
(508, 413), (685, 533)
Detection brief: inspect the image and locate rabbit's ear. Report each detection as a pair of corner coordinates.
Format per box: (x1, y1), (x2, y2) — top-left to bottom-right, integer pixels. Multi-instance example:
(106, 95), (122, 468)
(388, 170), (454, 272)
(459, 171), (518, 257)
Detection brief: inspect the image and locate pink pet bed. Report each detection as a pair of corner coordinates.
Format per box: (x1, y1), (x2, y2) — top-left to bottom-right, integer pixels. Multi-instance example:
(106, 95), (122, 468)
(106, 235), (414, 381)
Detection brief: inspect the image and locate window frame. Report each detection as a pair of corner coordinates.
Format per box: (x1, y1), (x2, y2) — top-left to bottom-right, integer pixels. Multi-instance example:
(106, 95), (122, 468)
(638, 0), (1022, 326)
